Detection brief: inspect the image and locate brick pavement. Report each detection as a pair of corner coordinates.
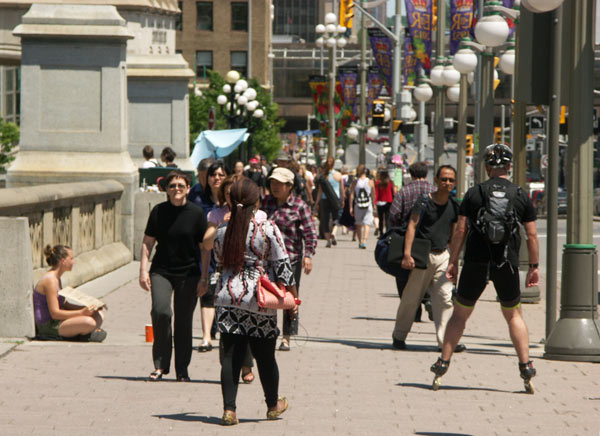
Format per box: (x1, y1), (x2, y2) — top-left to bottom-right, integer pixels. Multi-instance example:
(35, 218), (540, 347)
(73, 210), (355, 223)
(1, 233), (599, 435)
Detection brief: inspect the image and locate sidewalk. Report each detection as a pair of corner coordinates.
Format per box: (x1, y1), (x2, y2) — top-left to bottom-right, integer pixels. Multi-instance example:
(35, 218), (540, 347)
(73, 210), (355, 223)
(1, 233), (598, 435)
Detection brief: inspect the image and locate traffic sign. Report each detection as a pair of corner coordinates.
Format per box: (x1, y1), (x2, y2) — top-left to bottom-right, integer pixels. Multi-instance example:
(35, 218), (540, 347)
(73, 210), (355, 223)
(541, 154), (548, 169)
(529, 115), (544, 135)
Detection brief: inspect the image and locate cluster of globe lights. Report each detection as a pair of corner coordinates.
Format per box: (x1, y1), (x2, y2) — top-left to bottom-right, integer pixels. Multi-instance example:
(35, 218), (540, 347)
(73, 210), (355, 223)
(413, 0), (563, 104)
(315, 13), (348, 49)
(217, 70), (264, 120)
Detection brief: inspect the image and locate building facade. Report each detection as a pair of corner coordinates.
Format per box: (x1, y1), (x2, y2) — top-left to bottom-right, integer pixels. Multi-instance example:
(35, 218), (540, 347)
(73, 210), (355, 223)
(176, 0), (272, 87)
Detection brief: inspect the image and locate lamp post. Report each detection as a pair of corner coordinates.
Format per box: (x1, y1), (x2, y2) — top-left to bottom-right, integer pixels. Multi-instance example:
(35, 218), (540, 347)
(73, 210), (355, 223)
(316, 14), (347, 159)
(217, 70), (263, 161)
(413, 78), (432, 162)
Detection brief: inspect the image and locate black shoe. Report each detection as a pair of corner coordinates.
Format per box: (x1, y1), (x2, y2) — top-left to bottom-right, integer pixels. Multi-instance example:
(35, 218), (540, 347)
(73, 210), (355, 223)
(198, 341), (213, 352)
(414, 305), (423, 323)
(424, 301), (434, 321)
(392, 338), (407, 350)
(437, 343), (467, 353)
(331, 235), (337, 246)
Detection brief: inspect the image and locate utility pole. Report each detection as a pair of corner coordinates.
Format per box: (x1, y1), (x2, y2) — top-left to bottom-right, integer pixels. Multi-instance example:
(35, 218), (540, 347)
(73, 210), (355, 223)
(359, 0), (367, 165)
(433, 0), (446, 170)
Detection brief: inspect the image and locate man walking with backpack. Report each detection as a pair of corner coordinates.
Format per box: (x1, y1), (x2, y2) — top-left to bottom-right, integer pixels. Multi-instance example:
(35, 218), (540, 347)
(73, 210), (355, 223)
(430, 144), (540, 393)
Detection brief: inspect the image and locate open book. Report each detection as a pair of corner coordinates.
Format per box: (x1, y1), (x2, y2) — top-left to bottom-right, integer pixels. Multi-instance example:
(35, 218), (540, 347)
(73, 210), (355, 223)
(58, 287), (107, 311)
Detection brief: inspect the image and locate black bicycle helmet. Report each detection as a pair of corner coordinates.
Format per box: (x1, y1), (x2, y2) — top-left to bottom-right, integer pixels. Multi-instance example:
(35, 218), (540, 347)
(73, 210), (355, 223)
(484, 143), (512, 167)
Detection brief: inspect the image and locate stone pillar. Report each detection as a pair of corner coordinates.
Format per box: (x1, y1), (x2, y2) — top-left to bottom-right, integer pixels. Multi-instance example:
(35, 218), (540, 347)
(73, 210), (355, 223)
(7, 4), (137, 251)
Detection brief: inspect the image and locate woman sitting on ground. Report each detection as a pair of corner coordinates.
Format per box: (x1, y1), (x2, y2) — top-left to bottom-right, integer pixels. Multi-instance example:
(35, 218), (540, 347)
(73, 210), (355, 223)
(33, 245), (106, 342)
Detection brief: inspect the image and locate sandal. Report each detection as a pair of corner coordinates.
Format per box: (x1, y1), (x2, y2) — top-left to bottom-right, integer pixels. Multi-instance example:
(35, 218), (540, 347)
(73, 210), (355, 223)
(221, 411), (238, 426)
(241, 368), (255, 384)
(177, 372), (190, 382)
(267, 396), (288, 420)
(198, 341), (213, 352)
(148, 370), (164, 382)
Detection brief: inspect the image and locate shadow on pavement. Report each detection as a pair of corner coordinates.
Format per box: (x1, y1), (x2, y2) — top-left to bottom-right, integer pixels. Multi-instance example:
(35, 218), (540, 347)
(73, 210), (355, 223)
(96, 375), (220, 384)
(153, 412), (262, 425)
(398, 382), (513, 394)
(415, 432), (474, 436)
(352, 316), (395, 322)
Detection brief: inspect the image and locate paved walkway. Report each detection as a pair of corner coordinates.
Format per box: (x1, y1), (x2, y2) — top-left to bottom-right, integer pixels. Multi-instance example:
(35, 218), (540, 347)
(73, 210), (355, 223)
(1, 233), (599, 435)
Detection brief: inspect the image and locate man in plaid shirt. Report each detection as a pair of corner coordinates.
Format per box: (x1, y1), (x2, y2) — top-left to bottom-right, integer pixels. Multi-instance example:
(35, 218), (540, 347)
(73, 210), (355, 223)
(261, 167), (317, 350)
(389, 161), (435, 330)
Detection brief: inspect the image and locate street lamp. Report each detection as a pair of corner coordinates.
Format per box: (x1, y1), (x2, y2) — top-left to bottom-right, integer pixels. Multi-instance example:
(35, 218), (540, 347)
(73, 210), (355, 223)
(413, 78), (433, 162)
(315, 13), (347, 159)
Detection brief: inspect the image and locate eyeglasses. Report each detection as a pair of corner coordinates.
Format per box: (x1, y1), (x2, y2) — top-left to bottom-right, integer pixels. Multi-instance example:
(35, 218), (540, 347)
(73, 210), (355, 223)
(210, 173), (226, 178)
(439, 177), (455, 183)
(167, 183), (187, 189)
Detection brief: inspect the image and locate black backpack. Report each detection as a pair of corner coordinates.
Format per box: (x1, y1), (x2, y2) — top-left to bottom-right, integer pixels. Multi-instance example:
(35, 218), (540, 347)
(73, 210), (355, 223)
(473, 182), (521, 265)
(356, 186), (370, 209)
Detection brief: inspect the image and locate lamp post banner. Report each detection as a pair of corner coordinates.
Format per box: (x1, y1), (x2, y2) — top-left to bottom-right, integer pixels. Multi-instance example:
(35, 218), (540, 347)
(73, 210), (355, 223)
(450, 0), (474, 54)
(308, 75), (329, 137)
(368, 28), (393, 95)
(404, 35), (417, 87)
(338, 66), (359, 121)
(404, 0), (433, 72)
(367, 66), (384, 121)
(502, 0), (516, 37)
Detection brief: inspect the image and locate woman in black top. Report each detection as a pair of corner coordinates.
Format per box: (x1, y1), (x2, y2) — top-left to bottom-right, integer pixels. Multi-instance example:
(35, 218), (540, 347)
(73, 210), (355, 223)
(139, 170), (209, 381)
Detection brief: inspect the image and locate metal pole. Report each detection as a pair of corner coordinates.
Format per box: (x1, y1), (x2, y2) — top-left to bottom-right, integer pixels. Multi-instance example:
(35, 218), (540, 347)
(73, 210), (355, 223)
(433, 0), (446, 170)
(359, 0), (367, 165)
(544, 0), (600, 362)
(509, 74), (514, 148)
(247, 0), (252, 78)
(476, 50), (494, 182)
(418, 100), (426, 161)
(328, 44), (336, 158)
(320, 46), (324, 75)
(456, 73), (468, 199)
(391, 1), (402, 155)
(500, 104), (505, 144)
(512, 16), (527, 190)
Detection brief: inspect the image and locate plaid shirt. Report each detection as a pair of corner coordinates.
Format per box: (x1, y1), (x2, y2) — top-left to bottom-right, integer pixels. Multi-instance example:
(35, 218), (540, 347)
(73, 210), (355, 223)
(261, 193), (317, 262)
(389, 179), (435, 227)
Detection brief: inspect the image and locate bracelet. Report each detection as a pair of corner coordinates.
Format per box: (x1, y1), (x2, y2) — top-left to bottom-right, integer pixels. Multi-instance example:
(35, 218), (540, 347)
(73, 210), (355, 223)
(528, 263), (539, 269)
(200, 277), (209, 284)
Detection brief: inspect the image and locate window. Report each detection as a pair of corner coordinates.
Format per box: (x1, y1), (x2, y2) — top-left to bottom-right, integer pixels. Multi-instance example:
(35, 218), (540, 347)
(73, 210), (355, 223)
(196, 2), (213, 31)
(196, 51), (213, 79)
(2, 67), (20, 124)
(231, 2), (248, 31)
(231, 51), (247, 78)
(175, 1), (183, 31)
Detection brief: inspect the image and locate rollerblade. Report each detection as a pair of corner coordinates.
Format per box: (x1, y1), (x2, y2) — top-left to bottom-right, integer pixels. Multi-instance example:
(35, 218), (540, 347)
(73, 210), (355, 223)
(430, 357), (450, 391)
(519, 360), (536, 394)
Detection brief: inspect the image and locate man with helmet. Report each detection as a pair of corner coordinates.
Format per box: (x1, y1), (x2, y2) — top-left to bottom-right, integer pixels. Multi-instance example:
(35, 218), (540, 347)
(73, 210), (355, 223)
(430, 143), (540, 394)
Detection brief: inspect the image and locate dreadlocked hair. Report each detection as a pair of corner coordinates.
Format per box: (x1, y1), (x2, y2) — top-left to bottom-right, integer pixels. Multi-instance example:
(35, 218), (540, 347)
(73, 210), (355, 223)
(221, 178), (261, 273)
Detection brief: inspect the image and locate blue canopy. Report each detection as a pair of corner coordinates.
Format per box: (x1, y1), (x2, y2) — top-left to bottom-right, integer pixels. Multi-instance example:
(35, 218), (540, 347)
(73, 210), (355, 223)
(190, 128), (249, 168)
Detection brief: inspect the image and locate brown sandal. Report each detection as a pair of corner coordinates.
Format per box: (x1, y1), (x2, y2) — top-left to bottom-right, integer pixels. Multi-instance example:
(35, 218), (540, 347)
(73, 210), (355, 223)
(241, 368), (255, 384)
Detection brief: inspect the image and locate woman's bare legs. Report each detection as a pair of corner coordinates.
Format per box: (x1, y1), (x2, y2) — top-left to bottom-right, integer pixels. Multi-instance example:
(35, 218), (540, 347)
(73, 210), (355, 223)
(58, 310), (104, 337)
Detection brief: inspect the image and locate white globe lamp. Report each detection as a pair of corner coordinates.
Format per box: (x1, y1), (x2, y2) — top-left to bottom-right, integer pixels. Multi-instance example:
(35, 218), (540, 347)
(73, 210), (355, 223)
(217, 95), (227, 105)
(499, 48), (516, 75)
(367, 126), (379, 140)
(327, 37), (337, 48)
(337, 37), (347, 48)
(253, 109), (264, 118)
(346, 126), (359, 140)
(315, 24), (326, 34)
(326, 23), (337, 34)
(244, 88), (257, 101)
(430, 64), (445, 87)
(408, 107), (417, 122)
(316, 37), (324, 48)
(222, 84), (231, 93)
(442, 63), (461, 86)
(325, 12), (337, 25)
(414, 83), (433, 102)
(453, 47), (478, 74)
(521, 0), (564, 13)
(474, 15), (510, 48)
(236, 95), (248, 106)
(446, 84), (461, 103)
(336, 148), (345, 157)
(226, 70), (240, 84)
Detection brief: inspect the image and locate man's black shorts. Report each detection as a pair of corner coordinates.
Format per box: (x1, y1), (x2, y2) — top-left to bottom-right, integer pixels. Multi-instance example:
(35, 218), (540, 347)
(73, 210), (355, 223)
(456, 261), (521, 307)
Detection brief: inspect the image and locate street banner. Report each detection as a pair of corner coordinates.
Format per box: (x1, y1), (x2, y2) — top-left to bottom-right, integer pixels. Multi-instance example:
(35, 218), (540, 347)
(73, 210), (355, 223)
(450, 0), (474, 54)
(308, 75), (346, 138)
(338, 66), (359, 121)
(502, 0), (516, 37)
(368, 28), (393, 95)
(404, 35), (417, 87)
(405, 0), (433, 72)
(367, 66), (384, 120)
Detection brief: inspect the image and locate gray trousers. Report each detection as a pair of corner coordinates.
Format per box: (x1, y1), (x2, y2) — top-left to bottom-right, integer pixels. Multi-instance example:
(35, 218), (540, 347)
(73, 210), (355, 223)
(150, 273), (199, 375)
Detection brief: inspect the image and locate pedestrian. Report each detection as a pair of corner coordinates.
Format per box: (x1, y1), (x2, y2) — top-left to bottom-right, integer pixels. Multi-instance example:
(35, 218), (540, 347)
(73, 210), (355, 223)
(430, 144), (539, 393)
(391, 165), (466, 353)
(315, 156), (344, 247)
(160, 146), (178, 168)
(233, 160), (244, 176)
(190, 160), (228, 352)
(139, 170), (209, 381)
(374, 168), (396, 235)
(243, 157), (266, 196)
(389, 161), (436, 321)
(349, 164), (375, 249)
(33, 245), (106, 342)
(213, 178), (297, 425)
(141, 145), (160, 168)
(267, 151), (308, 202)
(188, 157), (216, 204)
(262, 167), (317, 351)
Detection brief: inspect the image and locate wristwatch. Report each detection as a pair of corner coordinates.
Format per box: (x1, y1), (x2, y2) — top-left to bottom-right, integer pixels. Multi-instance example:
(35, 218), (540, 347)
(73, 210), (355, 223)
(200, 276), (209, 284)
(528, 263), (539, 269)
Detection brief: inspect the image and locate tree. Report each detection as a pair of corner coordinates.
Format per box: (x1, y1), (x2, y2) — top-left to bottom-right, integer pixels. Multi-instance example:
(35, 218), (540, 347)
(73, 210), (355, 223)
(0, 117), (19, 173)
(189, 70), (285, 161)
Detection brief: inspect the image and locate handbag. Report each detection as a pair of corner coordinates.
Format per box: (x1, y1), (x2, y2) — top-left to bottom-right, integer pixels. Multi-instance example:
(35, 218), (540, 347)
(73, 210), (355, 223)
(387, 232), (431, 269)
(255, 222), (301, 310)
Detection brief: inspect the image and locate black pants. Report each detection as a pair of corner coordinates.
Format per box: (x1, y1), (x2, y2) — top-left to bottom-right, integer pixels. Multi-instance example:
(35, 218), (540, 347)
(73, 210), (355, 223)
(150, 273), (199, 375)
(377, 203), (392, 234)
(282, 260), (303, 336)
(220, 333), (279, 411)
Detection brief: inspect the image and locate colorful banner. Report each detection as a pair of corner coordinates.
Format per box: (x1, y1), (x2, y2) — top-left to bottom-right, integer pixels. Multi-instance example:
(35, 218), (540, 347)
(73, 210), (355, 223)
(308, 75), (346, 138)
(405, 0), (433, 72)
(368, 28), (393, 95)
(367, 66), (383, 120)
(450, 0), (474, 54)
(503, 0), (516, 37)
(338, 66), (358, 121)
(403, 35), (417, 87)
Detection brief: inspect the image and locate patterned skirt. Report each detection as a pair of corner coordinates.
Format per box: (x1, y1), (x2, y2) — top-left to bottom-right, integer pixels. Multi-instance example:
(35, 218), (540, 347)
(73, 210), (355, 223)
(216, 306), (279, 339)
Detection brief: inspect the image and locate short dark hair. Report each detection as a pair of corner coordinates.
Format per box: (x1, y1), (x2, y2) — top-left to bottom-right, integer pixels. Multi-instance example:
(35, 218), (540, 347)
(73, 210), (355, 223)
(142, 145), (154, 160)
(164, 170), (191, 187)
(409, 162), (428, 179)
(435, 165), (456, 179)
(161, 147), (177, 163)
(197, 157), (216, 172)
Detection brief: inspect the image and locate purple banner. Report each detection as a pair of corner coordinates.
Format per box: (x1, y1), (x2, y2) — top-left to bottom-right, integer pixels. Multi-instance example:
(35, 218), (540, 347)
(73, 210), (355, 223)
(405, 0), (432, 72)
(368, 28), (393, 96)
(367, 66), (383, 118)
(338, 66), (358, 121)
(404, 36), (417, 87)
(450, 0), (474, 54)
(503, 0), (516, 37)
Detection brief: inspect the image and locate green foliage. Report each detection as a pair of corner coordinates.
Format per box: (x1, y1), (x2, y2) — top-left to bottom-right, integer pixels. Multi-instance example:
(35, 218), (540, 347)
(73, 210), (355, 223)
(189, 70), (285, 161)
(0, 117), (19, 173)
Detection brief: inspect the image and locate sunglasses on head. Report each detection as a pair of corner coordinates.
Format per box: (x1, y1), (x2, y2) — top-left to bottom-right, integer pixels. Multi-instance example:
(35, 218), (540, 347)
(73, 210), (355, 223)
(439, 177), (455, 183)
